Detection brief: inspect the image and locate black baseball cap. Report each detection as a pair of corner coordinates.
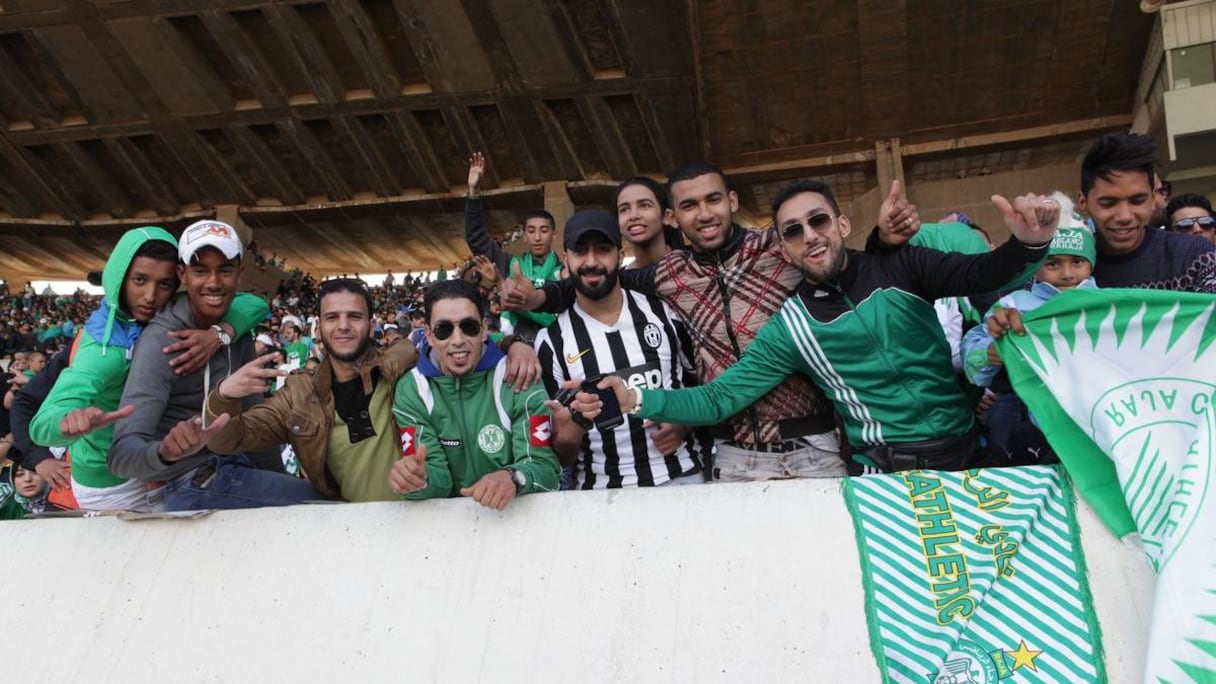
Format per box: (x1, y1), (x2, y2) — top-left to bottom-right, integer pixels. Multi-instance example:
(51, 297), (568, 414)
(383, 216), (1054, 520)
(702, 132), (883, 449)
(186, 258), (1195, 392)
(563, 209), (621, 250)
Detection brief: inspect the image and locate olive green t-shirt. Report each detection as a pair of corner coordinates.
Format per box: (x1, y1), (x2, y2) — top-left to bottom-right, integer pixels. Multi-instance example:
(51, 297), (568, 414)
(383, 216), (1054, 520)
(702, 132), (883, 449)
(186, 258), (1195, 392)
(326, 381), (400, 502)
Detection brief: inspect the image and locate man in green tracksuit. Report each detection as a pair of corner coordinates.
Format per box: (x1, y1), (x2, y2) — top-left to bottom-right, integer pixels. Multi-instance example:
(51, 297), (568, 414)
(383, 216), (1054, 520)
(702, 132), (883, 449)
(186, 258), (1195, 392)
(464, 151), (562, 340)
(28, 226), (268, 511)
(582, 179), (1060, 473)
(390, 279), (559, 510)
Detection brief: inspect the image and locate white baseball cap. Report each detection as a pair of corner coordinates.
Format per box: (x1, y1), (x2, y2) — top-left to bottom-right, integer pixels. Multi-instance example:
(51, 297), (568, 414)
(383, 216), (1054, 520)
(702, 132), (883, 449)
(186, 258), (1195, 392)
(179, 220), (243, 263)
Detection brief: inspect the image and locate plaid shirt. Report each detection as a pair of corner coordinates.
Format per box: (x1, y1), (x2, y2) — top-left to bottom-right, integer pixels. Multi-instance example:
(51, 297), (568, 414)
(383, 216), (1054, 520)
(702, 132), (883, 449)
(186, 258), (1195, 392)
(647, 225), (831, 444)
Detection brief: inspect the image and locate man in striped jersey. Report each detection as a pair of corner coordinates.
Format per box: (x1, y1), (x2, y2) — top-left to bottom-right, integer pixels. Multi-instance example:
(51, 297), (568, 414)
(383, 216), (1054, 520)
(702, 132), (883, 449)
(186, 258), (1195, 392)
(534, 210), (710, 489)
(581, 179), (1059, 473)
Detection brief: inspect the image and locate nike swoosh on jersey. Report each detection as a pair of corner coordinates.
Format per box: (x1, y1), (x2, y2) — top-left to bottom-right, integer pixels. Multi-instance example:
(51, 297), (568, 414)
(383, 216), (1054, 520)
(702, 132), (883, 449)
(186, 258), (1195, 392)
(566, 348), (591, 364)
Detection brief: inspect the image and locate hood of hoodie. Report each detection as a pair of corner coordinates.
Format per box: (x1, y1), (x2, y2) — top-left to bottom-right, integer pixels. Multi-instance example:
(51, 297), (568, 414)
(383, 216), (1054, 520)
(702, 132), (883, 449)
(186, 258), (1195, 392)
(87, 226), (178, 352)
(416, 337), (504, 379)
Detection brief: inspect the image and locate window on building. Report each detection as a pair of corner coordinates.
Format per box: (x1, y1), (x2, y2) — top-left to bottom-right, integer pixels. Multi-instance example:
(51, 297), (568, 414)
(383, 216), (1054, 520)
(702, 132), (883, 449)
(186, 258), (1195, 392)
(1171, 42), (1216, 89)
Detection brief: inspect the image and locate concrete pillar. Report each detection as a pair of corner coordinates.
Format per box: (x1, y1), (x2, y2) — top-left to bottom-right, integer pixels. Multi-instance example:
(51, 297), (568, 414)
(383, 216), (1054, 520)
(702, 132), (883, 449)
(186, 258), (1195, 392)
(875, 138), (906, 198)
(214, 204), (252, 246)
(544, 181), (575, 257)
(213, 204), (280, 296)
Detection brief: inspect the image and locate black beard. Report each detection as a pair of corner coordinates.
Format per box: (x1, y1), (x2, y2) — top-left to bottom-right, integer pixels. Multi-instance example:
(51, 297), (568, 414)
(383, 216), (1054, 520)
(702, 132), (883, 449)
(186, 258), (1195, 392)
(795, 244), (847, 284)
(324, 333), (372, 363)
(572, 267), (620, 300)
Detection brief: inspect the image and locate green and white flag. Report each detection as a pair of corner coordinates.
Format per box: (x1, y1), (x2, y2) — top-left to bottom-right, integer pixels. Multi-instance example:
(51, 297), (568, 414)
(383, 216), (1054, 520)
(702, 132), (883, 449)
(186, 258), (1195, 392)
(845, 466), (1104, 683)
(1001, 288), (1216, 682)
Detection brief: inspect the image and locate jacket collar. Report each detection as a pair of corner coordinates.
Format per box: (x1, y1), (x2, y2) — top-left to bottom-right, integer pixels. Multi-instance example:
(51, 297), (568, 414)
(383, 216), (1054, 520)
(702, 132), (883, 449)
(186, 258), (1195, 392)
(313, 341), (394, 399)
(691, 223), (748, 266)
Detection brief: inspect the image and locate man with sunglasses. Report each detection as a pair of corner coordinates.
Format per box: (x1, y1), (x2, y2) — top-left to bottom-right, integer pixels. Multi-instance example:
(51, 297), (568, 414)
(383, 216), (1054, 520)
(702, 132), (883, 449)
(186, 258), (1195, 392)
(579, 179), (1055, 474)
(390, 280), (559, 510)
(1166, 193), (1215, 245)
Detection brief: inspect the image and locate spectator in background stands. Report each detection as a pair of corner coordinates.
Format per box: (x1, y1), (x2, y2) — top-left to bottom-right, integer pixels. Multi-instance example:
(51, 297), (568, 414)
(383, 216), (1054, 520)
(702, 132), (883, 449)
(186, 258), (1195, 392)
(464, 151), (562, 341)
(254, 332), (277, 356)
(408, 309), (427, 348)
(1166, 193), (1215, 245)
(381, 323), (402, 347)
(1151, 173), (1171, 230)
(281, 321), (310, 369)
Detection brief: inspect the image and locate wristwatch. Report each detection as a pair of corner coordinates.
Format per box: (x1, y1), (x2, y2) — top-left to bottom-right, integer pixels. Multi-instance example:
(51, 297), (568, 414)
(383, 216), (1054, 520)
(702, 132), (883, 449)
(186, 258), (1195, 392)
(210, 324), (231, 346)
(505, 467), (527, 493)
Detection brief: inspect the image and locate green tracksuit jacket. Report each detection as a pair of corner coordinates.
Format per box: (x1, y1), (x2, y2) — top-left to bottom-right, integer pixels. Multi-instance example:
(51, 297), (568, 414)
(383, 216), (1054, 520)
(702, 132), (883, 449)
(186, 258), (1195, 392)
(392, 340), (560, 498)
(637, 236), (1047, 449)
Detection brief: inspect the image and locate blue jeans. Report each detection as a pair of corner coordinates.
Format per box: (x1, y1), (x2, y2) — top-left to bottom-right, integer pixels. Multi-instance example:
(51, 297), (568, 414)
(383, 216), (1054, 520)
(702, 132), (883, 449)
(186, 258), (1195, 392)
(149, 455), (322, 512)
(985, 392), (1024, 458)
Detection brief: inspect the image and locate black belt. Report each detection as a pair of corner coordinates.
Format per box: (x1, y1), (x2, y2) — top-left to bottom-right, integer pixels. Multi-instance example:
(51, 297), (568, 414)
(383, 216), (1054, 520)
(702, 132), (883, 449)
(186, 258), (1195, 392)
(722, 439), (809, 454)
(862, 432), (978, 473)
(709, 413), (836, 442)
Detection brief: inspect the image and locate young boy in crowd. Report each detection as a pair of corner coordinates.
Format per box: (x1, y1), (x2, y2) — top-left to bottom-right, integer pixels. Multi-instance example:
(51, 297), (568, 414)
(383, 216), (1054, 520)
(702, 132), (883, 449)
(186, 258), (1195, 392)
(961, 196), (1097, 465)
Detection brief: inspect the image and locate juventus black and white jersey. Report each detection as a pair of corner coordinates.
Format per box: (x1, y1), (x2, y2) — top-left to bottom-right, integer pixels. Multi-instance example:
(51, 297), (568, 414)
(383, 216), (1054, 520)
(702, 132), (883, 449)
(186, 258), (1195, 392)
(535, 290), (713, 488)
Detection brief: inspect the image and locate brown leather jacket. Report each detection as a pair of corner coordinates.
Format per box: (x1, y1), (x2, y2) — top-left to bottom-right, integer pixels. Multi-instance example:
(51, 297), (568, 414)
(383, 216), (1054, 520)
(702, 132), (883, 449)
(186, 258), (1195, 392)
(204, 341), (419, 499)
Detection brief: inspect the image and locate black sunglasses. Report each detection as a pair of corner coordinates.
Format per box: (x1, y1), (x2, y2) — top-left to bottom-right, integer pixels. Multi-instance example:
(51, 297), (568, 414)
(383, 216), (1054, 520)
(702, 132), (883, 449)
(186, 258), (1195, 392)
(1173, 216), (1216, 232)
(430, 317), (482, 340)
(779, 212), (836, 243)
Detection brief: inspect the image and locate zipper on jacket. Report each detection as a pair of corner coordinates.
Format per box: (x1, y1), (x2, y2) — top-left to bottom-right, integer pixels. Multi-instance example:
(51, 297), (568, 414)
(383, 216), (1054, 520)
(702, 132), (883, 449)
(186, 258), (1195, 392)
(826, 280), (936, 435)
(714, 255), (764, 447)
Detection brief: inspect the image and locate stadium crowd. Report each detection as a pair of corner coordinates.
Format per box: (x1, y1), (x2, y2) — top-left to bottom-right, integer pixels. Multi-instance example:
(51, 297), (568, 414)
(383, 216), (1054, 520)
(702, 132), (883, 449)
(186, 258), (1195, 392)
(1, 130), (1213, 518)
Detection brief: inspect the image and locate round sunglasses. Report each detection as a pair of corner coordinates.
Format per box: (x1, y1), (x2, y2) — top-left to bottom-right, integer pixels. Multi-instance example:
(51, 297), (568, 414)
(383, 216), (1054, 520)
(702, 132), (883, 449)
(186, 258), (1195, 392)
(430, 317), (482, 340)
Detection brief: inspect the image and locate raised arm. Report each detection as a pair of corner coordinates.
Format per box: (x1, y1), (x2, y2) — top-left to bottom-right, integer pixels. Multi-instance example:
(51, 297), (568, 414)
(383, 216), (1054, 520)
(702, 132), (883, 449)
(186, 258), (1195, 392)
(464, 151), (511, 276)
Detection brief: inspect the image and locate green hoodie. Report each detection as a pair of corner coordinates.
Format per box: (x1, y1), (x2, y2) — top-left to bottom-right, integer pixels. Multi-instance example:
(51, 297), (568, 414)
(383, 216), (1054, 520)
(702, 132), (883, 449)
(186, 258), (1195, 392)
(29, 227), (268, 489)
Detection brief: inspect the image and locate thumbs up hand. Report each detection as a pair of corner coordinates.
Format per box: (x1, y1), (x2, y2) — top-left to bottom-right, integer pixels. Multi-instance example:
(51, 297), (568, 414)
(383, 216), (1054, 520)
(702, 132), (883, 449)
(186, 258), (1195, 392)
(389, 442), (429, 495)
(876, 180), (921, 247)
(500, 261), (538, 312)
(158, 413), (231, 463)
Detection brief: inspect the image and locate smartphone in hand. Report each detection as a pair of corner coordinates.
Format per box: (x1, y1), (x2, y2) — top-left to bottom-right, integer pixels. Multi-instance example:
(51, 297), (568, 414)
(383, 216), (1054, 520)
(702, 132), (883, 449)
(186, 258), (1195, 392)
(582, 375), (624, 431)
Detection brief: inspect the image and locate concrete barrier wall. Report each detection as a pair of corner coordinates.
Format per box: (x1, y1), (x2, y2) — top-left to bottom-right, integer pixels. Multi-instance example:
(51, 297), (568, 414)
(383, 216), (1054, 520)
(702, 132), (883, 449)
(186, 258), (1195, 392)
(0, 479), (1155, 682)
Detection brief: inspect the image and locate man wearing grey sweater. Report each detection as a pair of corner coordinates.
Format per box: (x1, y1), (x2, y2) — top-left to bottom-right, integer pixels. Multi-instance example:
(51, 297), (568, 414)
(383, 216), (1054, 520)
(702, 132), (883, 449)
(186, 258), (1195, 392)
(108, 220), (319, 511)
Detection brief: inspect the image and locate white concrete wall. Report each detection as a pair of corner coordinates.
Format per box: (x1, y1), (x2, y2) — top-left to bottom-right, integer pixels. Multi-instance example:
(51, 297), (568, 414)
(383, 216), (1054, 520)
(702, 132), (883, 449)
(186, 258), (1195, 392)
(0, 479), (1154, 682)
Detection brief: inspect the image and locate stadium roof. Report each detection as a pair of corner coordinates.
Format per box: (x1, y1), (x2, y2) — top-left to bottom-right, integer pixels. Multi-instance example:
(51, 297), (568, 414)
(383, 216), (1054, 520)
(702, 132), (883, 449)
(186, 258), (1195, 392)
(0, 0), (1154, 279)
